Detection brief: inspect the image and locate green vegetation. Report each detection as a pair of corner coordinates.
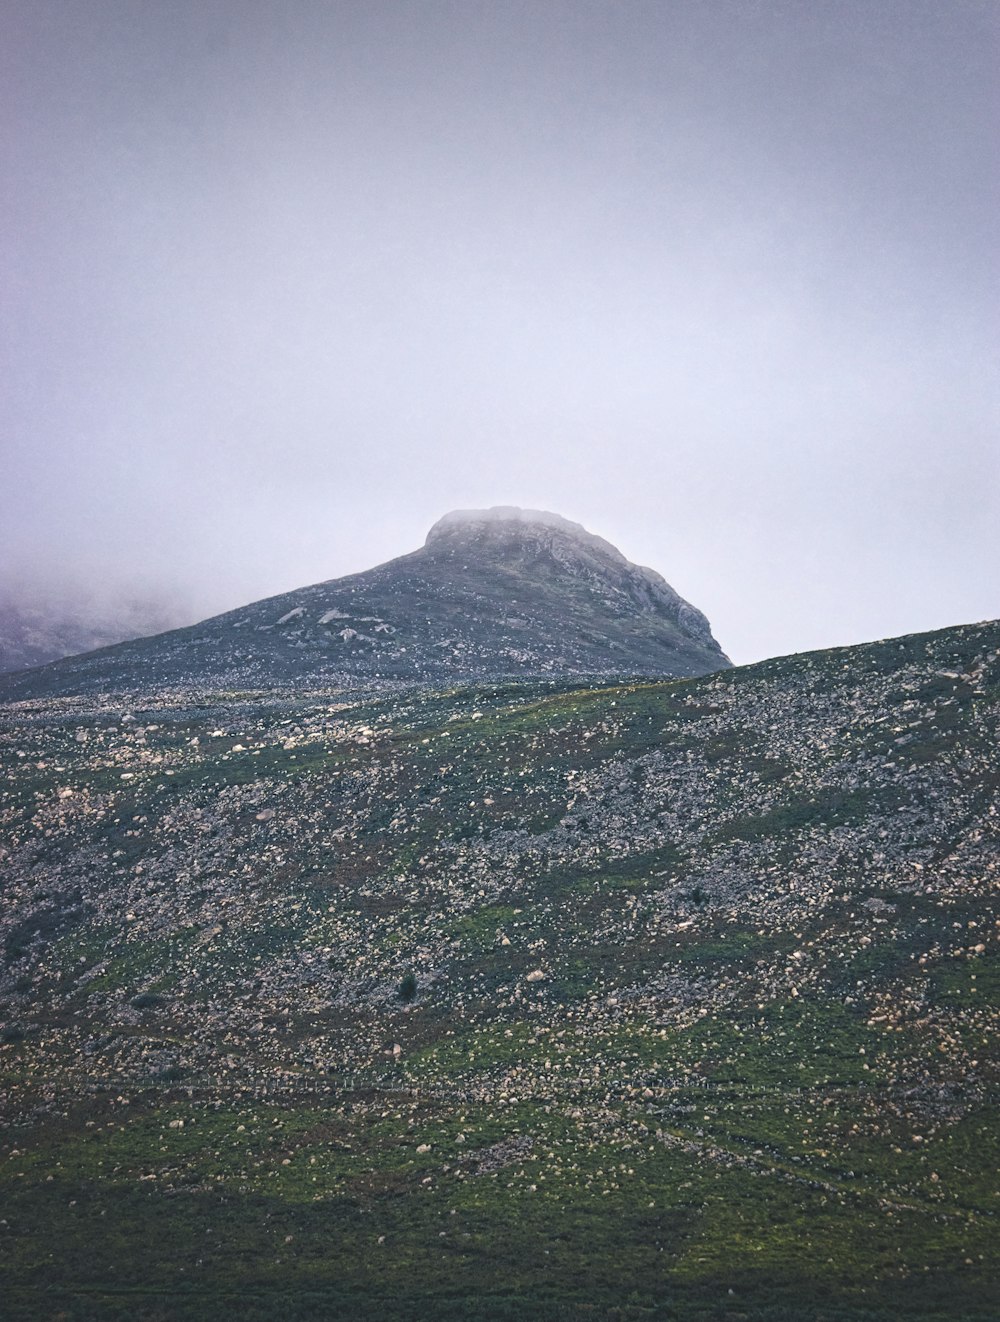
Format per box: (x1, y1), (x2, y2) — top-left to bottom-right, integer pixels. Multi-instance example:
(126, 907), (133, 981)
(1, 617), (998, 1319)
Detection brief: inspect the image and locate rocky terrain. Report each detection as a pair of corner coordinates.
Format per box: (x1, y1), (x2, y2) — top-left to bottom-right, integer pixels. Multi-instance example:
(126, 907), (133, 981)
(0, 613), (997, 1320)
(0, 509), (729, 700)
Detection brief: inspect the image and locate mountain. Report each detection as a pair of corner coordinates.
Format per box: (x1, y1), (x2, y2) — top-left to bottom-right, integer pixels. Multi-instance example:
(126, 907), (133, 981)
(1, 614), (997, 1321)
(0, 508), (728, 699)
(0, 587), (186, 676)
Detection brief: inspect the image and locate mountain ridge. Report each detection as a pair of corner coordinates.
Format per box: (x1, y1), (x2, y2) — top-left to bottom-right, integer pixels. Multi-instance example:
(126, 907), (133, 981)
(0, 508), (729, 699)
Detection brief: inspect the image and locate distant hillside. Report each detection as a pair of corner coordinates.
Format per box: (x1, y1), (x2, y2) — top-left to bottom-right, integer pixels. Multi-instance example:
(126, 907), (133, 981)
(0, 616), (996, 1320)
(0, 589), (186, 676)
(0, 508), (729, 699)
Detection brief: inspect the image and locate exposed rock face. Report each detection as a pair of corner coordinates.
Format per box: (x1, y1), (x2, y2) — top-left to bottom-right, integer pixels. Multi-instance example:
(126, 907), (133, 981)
(1, 508), (729, 698)
(424, 508), (718, 647)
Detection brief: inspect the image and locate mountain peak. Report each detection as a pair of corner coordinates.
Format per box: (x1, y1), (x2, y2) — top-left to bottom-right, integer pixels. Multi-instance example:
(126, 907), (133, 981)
(425, 506), (628, 565)
(1, 508), (730, 698)
(428, 505), (580, 534)
(428, 505), (599, 538)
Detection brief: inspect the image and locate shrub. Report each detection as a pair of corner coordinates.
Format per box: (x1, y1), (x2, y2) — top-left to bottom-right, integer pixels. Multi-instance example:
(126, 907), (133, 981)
(398, 971), (418, 1002)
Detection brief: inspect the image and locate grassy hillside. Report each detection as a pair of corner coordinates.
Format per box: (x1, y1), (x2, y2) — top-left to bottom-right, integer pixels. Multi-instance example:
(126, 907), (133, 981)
(1, 620), (998, 1320)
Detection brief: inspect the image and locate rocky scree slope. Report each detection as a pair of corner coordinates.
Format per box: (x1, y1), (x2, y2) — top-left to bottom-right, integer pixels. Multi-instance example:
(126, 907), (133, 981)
(0, 508), (729, 699)
(0, 618), (997, 1320)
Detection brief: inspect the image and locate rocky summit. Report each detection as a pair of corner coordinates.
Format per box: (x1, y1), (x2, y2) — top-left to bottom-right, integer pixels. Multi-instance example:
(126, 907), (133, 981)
(0, 508), (729, 700)
(0, 610), (998, 1321)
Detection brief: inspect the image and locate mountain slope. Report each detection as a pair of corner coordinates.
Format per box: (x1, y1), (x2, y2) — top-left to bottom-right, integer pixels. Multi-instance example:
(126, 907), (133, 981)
(1, 616), (997, 1320)
(0, 508), (729, 699)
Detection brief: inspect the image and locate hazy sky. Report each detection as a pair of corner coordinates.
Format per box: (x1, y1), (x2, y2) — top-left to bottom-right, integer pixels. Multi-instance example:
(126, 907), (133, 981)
(3, 0), (997, 665)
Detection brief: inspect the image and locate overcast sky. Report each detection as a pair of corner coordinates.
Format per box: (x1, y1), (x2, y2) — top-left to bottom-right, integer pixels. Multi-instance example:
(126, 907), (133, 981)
(2, 0), (997, 665)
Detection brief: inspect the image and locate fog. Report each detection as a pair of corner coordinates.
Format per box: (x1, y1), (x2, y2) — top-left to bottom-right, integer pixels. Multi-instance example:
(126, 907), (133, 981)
(2, 0), (997, 664)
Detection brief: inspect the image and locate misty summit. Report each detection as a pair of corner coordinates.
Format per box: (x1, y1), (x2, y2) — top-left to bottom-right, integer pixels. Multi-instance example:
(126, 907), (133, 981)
(1, 508), (729, 698)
